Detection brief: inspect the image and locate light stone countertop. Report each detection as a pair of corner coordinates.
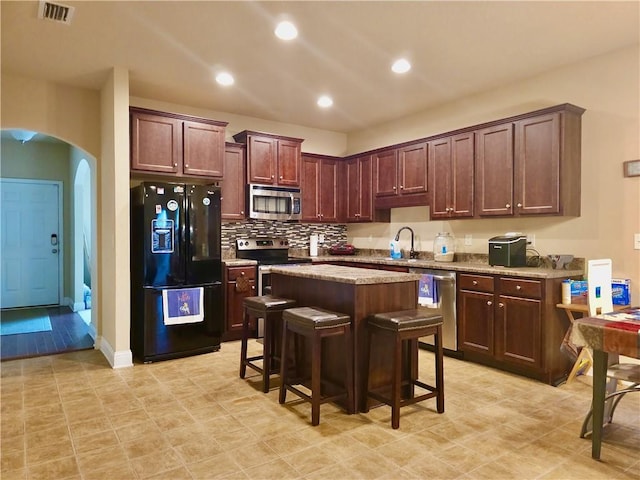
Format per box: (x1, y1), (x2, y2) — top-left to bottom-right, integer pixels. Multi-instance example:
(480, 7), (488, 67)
(269, 264), (422, 285)
(222, 259), (257, 267)
(296, 255), (583, 279)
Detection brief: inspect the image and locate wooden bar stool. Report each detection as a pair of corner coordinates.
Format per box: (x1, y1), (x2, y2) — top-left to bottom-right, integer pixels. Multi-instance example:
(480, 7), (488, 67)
(279, 306), (354, 426)
(239, 295), (296, 393)
(364, 309), (444, 429)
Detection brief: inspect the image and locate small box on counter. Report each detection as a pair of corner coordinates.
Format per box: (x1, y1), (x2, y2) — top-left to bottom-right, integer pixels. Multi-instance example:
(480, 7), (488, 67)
(611, 278), (631, 305)
(570, 280), (588, 304)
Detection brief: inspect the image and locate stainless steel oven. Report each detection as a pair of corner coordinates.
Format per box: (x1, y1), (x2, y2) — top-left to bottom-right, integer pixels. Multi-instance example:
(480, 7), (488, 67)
(236, 237), (312, 336)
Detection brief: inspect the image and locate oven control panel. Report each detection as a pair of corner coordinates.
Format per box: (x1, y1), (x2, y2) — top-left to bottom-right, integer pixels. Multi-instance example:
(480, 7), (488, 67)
(236, 237), (289, 250)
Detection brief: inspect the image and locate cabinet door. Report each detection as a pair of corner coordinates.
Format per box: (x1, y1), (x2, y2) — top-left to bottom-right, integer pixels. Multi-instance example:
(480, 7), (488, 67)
(475, 123), (514, 216)
(451, 132), (474, 217)
(301, 155), (320, 222)
(374, 149), (399, 197)
(319, 158), (339, 222)
(495, 295), (542, 368)
(130, 111), (181, 174)
(429, 137), (452, 218)
(183, 121), (225, 178)
(514, 113), (560, 215)
(277, 139), (302, 186)
(345, 157), (361, 222)
(221, 144), (246, 220)
(458, 289), (494, 356)
(398, 142), (428, 195)
(358, 155), (374, 221)
(248, 136), (277, 184)
(224, 267), (256, 341)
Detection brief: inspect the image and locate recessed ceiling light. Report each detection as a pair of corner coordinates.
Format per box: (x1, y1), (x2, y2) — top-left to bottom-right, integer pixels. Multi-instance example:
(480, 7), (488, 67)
(317, 95), (333, 108)
(391, 58), (411, 74)
(275, 21), (298, 40)
(216, 72), (234, 86)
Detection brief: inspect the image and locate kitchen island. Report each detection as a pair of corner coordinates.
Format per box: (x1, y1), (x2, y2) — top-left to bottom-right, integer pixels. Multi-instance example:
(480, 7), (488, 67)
(270, 264), (422, 412)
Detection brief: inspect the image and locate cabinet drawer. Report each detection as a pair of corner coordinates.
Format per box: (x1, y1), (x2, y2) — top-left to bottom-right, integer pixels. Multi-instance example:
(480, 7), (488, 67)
(227, 266), (256, 281)
(499, 277), (542, 298)
(459, 274), (494, 292)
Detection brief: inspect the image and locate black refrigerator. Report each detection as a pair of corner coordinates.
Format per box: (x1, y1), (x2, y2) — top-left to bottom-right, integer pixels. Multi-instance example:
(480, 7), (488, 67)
(130, 182), (223, 362)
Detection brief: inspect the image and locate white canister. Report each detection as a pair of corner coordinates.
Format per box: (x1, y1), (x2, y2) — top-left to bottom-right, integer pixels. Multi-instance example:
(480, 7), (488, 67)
(561, 279), (572, 305)
(309, 235), (318, 257)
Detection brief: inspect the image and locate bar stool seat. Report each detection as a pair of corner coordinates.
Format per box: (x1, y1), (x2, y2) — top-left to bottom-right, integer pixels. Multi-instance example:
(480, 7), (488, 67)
(240, 295), (296, 393)
(364, 309), (444, 429)
(279, 306), (354, 426)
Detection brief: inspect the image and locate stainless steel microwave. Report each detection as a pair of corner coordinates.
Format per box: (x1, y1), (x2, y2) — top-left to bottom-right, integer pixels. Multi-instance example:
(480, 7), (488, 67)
(248, 184), (302, 221)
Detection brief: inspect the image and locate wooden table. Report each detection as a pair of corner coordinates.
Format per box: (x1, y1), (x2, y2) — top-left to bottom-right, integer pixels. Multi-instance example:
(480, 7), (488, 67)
(556, 303), (630, 383)
(570, 306), (640, 459)
(270, 264), (421, 412)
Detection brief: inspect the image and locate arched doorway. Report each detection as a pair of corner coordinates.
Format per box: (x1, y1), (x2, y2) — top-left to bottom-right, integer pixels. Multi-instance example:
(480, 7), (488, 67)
(0, 129), (97, 359)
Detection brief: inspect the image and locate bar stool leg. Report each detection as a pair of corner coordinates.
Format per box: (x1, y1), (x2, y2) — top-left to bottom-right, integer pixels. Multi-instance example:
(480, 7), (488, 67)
(392, 333), (402, 429)
(311, 331), (322, 426)
(435, 326), (445, 413)
(262, 313), (271, 393)
(278, 319), (289, 405)
(239, 309), (250, 379)
(344, 325), (355, 414)
(362, 328), (373, 413)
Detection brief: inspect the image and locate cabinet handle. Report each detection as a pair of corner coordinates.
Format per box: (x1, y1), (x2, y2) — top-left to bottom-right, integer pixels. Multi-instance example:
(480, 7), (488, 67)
(516, 285), (522, 290)
(174, 163), (178, 167)
(271, 175), (275, 179)
(400, 185), (404, 190)
(279, 175), (283, 180)
(185, 164), (189, 168)
(498, 302), (504, 308)
(517, 203), (522, 208)
(393, 186), (396, 190)
(472, 280), (478, 285)
(241, 211), (244, 214)
(505, 203), (511, 208)
(251, 286), (255, 290)
(487, 300), (492, 306)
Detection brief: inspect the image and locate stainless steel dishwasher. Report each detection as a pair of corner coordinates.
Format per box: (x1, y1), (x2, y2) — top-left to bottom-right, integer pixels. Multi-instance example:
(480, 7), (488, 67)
(409, 268), (459, 356)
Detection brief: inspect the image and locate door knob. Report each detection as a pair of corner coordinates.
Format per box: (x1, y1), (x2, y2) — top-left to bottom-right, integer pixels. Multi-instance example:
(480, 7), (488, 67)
(52, 249), (58, 253)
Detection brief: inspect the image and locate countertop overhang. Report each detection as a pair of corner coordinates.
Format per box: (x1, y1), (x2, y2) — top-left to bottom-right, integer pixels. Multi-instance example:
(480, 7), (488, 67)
(300, 255), (583, 279)
(269, 264), (422, 285)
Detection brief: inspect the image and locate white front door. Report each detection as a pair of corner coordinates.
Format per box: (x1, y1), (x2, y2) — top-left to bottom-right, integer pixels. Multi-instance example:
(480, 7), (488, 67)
(1, 179), (61, 308)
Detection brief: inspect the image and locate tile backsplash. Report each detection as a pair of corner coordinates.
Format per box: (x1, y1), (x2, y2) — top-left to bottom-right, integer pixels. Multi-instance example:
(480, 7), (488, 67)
(222, 220), (347, 255)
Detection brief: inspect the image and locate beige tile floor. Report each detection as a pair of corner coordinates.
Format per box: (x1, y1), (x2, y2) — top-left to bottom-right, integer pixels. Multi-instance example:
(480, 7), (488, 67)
(1, 341), (638, 480)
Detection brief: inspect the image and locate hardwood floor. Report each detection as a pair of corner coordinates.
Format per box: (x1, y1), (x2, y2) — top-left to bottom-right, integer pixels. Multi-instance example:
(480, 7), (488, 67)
(0, 306), (94, 361)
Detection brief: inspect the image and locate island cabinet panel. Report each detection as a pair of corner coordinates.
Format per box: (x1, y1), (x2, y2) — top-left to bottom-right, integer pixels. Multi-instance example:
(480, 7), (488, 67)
(233, 130), (304, 187)
(223, 265), (256, 342)
(458, 272), (572, 385)
(301, 154), (340, 223)
(374, 143), (429, 209)
(475, 105), (584, 218)
(130, 107), (227, 179)
(221, 143), (246, 220)
(428, 133), (474, 219)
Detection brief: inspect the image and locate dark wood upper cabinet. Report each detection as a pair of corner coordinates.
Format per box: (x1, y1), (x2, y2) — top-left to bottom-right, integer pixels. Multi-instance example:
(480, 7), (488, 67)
(429, 133), (474, 219)
(301, 154), (340, 223)
(475, 105), (584, 217)
(130, 107), (227, 179)
(221, 143), (246, 221)
(373, 143), (428, 209)
(233, 130), (303, 187)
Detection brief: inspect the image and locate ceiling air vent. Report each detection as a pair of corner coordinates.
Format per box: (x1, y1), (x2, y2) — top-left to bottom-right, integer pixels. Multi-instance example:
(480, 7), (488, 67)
(38, 1), (75, 25)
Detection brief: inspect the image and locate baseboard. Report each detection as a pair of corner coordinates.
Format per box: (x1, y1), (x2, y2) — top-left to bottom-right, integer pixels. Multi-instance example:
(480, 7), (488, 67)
(97, 336), (133, 369)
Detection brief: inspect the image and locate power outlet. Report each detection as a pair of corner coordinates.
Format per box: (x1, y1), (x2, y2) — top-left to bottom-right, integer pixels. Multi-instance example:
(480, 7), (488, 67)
(464, 234), (472, 246)
(527, 234), (535, 247)
(634, 233), (640, 250)
(318, 234), (325, 244)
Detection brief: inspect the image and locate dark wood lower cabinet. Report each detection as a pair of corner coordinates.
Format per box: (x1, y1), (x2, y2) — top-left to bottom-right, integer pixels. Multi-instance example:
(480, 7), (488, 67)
(458, 273), (572, 385)
(223, 265), (256, 342)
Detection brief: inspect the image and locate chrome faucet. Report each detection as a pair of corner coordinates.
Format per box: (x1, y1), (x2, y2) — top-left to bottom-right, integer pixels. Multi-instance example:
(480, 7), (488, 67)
(395, 226), (417, 259)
